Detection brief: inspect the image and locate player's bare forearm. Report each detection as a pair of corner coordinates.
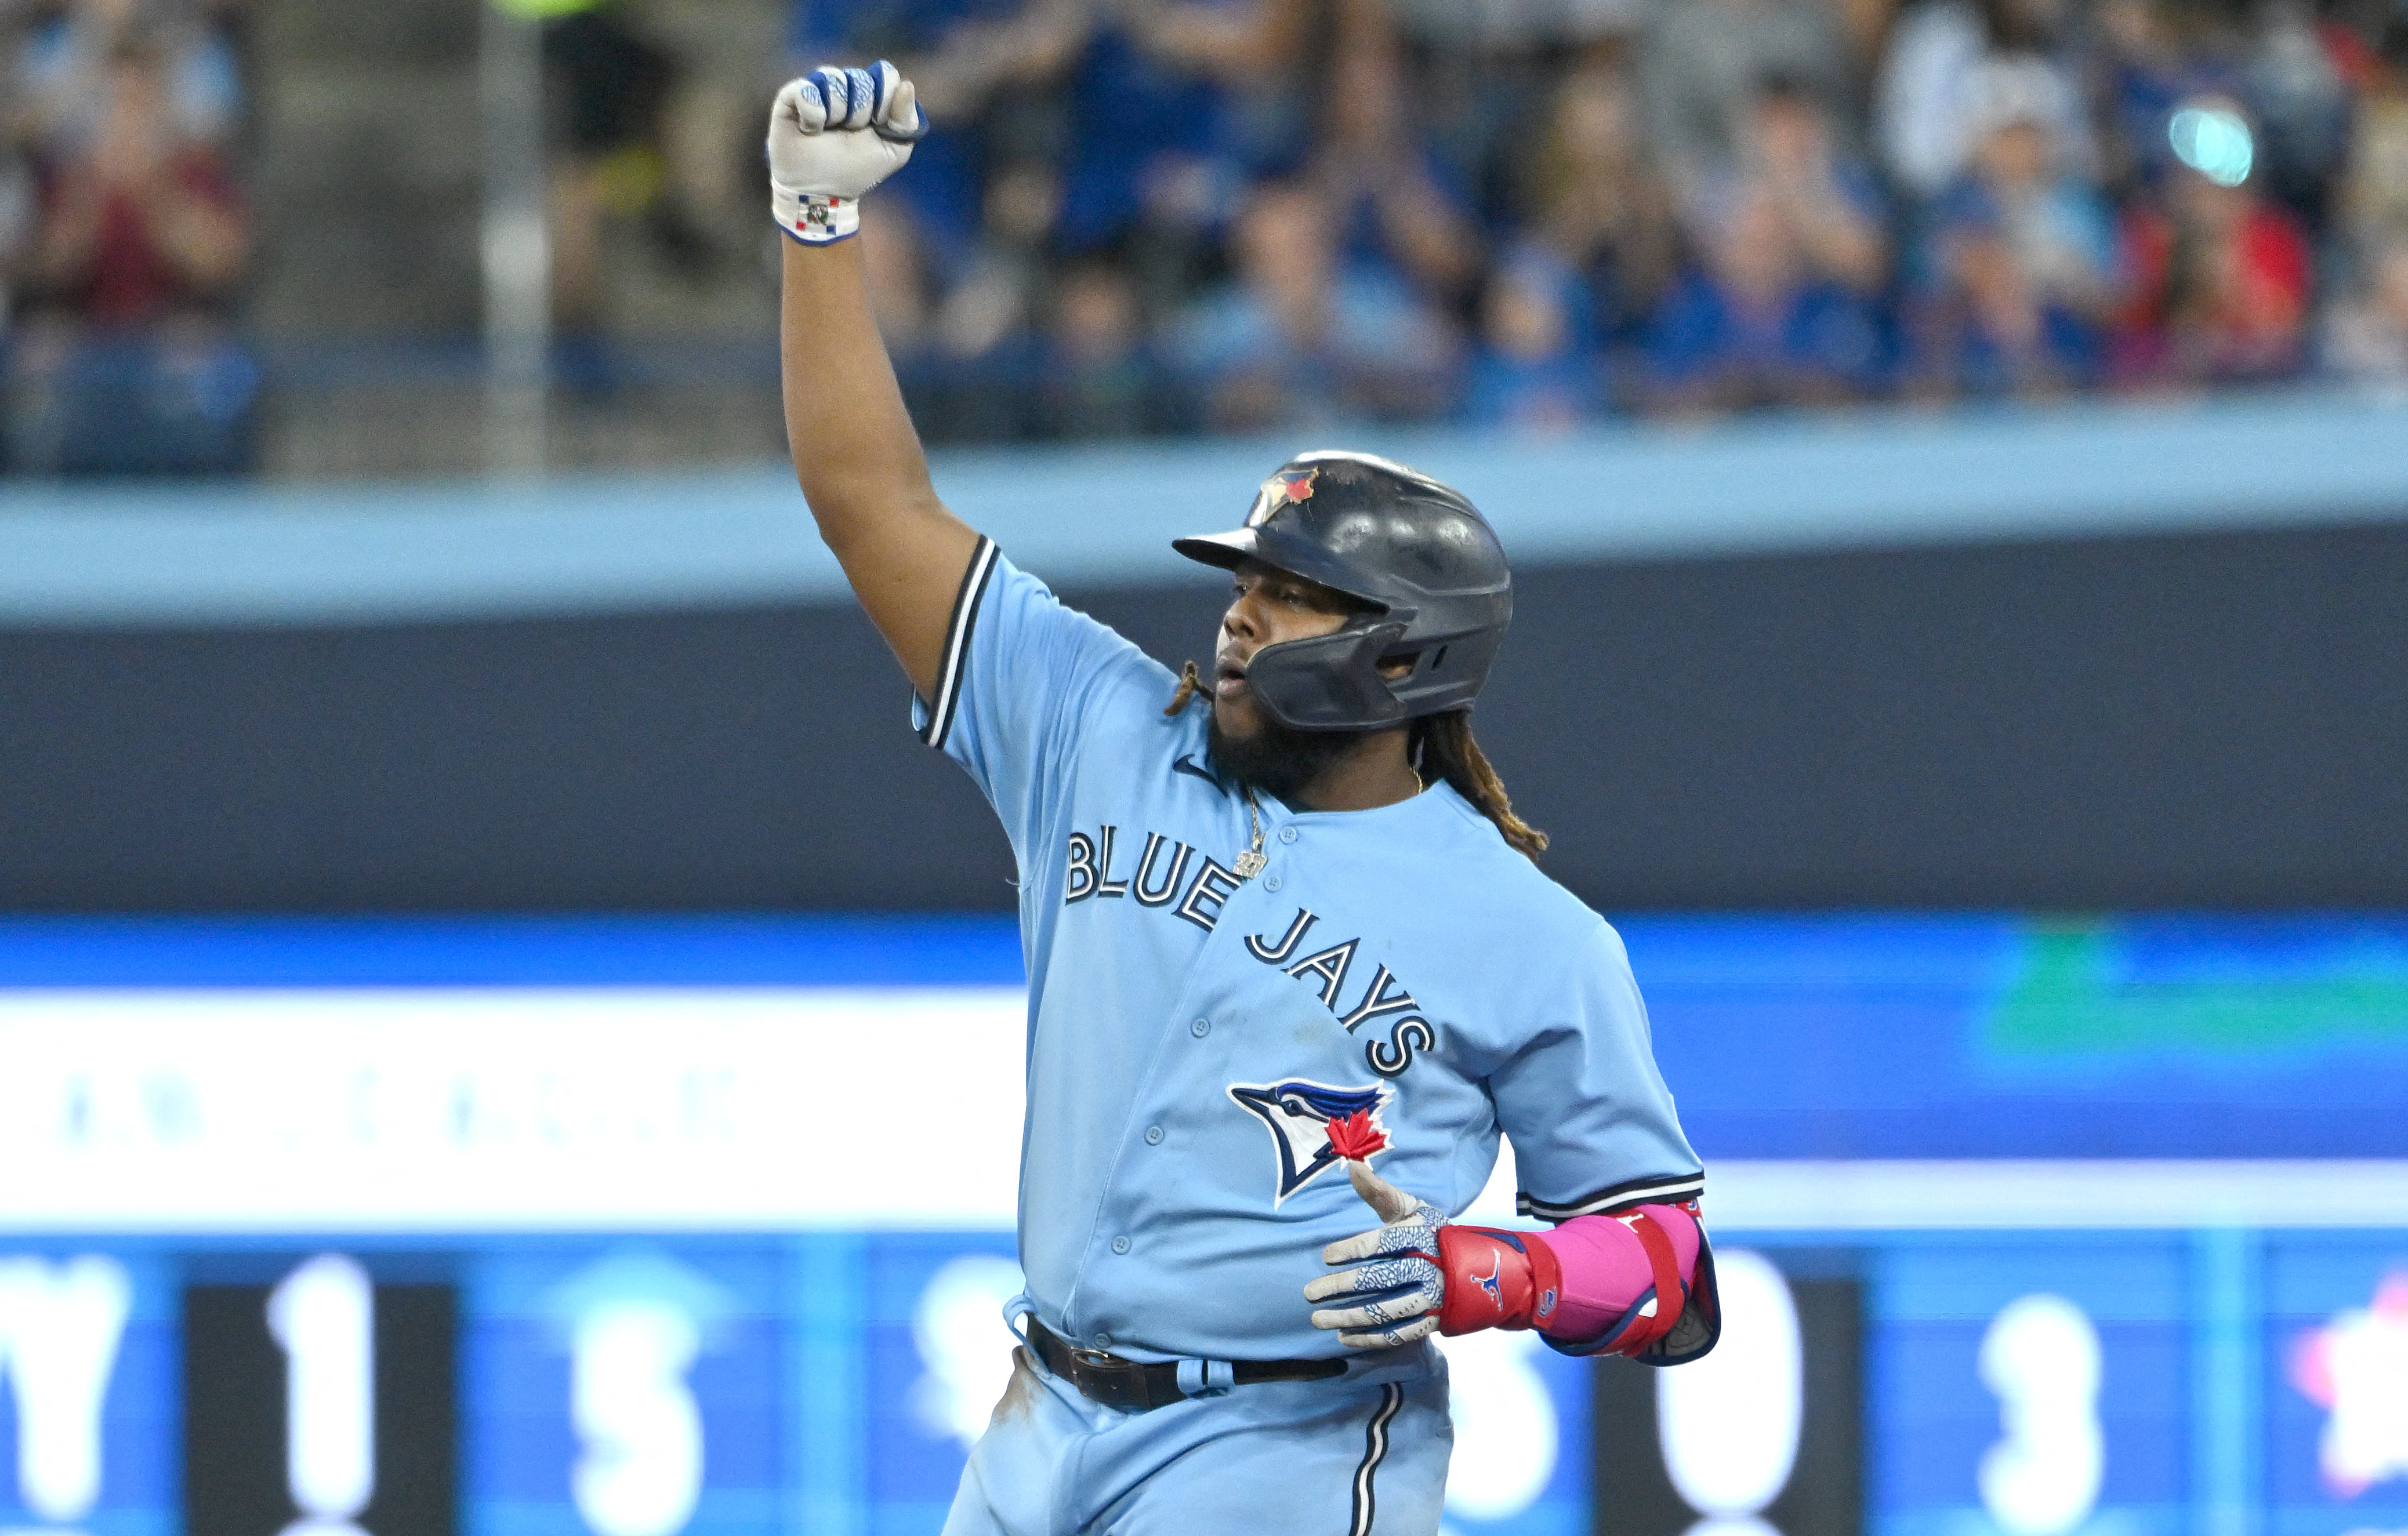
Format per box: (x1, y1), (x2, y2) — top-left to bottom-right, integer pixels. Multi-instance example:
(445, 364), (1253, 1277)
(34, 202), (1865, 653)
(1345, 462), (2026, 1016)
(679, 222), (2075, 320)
(780, 234), (978, 700)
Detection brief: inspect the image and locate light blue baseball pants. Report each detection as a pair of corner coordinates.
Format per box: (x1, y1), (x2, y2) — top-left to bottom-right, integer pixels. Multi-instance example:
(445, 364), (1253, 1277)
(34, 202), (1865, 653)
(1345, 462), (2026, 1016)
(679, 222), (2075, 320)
(941, 1343), (1453, 1535)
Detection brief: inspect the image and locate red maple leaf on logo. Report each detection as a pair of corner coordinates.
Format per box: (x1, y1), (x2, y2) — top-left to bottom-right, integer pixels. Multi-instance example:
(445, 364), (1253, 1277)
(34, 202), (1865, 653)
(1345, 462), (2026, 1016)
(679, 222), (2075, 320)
(1325, 1109), (1388, 1161)
(1279, 469), (1317, 503)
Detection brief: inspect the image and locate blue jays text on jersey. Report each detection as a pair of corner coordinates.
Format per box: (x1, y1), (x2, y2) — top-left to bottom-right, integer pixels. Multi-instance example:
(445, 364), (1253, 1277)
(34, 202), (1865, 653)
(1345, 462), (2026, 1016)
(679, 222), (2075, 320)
(1067, 837), (1438, 1082)
(912, 538), (1705, 1367)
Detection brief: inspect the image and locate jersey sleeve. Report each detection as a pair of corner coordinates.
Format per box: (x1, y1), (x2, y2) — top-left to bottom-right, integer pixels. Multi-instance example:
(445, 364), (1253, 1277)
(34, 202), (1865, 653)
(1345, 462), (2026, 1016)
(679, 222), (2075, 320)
(1489, 920), (1705, 1223)
(909, 536), (1166, 859)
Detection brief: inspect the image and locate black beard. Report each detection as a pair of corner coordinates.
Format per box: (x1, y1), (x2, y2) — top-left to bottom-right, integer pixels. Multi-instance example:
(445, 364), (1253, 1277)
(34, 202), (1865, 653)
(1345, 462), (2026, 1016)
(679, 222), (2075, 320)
(1207, 710), (1369, 807)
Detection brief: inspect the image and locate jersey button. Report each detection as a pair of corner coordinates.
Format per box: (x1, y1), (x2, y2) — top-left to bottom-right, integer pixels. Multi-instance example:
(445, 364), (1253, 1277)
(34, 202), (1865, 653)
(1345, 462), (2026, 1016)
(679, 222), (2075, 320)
(1279, 826), (1299, 845)
(1191, 1018), (1210, 1037)
(1145, 1125), (1164, 1145)
(1264, 874), (1282, 892)
(1111, 1236), (1130, 1255)
(1094, 1332), (1114, 1348)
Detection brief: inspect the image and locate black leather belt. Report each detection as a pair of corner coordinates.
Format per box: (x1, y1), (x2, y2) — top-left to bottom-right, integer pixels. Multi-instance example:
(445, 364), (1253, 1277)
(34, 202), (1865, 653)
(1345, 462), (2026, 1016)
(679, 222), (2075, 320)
(1025, 1317), (1347, 1413)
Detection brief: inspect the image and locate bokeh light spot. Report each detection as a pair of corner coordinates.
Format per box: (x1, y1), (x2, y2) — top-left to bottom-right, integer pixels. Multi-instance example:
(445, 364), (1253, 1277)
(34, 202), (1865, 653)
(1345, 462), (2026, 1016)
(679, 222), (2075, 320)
(2170, 107), (2254, 187)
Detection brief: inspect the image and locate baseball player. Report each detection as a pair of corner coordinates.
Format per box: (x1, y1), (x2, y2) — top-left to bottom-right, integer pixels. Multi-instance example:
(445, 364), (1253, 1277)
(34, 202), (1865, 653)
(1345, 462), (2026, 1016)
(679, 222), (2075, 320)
(769, 63), (1718, 1534)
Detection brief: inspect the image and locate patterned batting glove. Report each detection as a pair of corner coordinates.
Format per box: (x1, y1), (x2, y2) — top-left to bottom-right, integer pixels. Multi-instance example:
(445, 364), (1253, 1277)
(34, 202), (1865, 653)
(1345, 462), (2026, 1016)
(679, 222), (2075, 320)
(1303, 1159), (1446, 1349)
(766, 61), (926, 245)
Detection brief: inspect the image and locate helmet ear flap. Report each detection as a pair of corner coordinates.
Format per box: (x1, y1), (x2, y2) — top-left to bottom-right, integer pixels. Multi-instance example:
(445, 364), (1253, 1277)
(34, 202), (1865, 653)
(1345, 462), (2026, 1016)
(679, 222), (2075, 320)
(1243, 623), (1412, 732)
(1246, 616), (1502, 731)
(1384, 622), (1503, 719)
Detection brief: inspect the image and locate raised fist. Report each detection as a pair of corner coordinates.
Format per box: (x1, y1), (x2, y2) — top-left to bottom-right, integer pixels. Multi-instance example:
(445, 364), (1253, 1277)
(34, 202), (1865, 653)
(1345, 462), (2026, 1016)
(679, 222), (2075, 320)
(767, 61), (926, 245)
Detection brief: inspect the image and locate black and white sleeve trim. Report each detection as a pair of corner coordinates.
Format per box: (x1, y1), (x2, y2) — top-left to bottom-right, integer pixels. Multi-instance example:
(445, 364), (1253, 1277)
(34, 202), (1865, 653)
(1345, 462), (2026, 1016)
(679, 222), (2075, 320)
(918, 535), (1000, 751)
(1517, 1171), (1705, 1223)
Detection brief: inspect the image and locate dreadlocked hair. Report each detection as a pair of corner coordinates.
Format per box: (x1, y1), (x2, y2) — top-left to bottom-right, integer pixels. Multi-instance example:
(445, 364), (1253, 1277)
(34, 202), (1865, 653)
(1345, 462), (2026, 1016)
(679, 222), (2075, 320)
(1413, 710), (1548, 860)
(1165, 660), (1207, 716)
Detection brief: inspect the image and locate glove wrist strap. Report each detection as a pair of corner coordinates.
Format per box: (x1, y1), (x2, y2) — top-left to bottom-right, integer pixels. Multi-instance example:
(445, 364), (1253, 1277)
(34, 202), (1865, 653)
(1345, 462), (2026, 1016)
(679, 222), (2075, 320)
(1435, 1226), (1557, 1337)
(773, 184), (858, 245)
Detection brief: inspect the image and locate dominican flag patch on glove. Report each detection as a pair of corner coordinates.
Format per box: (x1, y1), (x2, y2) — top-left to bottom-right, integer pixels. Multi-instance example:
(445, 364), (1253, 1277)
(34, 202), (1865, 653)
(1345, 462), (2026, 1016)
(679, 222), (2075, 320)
(781, 191), (856, 244)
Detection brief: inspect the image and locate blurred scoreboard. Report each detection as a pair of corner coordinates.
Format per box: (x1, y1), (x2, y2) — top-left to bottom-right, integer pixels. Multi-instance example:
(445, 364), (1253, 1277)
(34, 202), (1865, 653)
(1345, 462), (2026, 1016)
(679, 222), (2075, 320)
(1, 914), (2404, 1536)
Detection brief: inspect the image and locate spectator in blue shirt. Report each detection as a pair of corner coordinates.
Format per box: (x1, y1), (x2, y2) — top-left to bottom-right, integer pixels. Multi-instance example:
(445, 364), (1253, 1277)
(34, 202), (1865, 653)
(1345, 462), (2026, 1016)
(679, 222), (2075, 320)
(1907, 57), (2119, 397)
(1055, 0), (1310, 253)
(1168, 176), (1459, 430)
(1462, 244), (1603, 432)
(1647, 72), (1888, 412)
(1309, 0), (1483, 309)
(1039, 255), (1168, 436)
(1517, 60), (1681, 352)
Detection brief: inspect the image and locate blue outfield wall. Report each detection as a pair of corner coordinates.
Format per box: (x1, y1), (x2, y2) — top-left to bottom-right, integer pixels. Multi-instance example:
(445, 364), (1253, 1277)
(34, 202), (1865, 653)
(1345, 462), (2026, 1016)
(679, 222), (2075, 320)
(1, 387), (2406, 629)
(2, 388), (2405, 914)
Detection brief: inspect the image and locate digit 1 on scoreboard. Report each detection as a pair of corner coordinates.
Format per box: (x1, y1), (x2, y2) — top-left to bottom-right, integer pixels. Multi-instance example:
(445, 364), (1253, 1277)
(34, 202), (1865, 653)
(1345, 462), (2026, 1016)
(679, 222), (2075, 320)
(266, 1255), (375, 1536)
(185, 1256), (453, 1536)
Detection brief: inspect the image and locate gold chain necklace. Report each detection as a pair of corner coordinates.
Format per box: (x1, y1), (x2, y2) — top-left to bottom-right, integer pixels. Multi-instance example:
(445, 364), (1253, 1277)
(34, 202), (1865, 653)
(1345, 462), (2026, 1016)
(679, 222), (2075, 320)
(1234, 767), (1425, 878)
(1234, 790), (1268, 878)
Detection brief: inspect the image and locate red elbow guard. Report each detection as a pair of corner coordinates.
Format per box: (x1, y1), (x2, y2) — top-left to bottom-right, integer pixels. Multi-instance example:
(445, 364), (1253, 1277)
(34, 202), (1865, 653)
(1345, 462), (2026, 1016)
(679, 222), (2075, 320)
(1435, 1225), (1565, 1336)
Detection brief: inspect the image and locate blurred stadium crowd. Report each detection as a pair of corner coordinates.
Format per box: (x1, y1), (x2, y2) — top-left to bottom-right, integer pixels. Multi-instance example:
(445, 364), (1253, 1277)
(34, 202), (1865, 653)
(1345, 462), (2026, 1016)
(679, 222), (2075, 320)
(818, 0), (2408, 441)
(5, 0), (2408, 473)
(0, 0), (254, 473)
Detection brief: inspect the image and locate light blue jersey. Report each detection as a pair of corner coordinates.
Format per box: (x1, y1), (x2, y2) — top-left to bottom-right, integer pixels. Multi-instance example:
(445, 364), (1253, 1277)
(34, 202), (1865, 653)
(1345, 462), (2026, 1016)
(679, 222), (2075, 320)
(915, 539), (1706, 1370)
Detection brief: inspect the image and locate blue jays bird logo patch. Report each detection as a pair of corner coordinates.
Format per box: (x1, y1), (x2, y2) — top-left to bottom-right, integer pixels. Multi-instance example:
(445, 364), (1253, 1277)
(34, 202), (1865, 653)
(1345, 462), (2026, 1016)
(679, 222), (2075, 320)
(1244, 467), (1317, 527)
(1227, 1079), (1387, 1204)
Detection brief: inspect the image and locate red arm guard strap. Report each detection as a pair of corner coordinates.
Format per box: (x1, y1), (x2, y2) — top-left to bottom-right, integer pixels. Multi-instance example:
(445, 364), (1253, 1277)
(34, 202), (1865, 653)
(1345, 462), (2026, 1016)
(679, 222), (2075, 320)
(1610, 1208), (1688, 1355)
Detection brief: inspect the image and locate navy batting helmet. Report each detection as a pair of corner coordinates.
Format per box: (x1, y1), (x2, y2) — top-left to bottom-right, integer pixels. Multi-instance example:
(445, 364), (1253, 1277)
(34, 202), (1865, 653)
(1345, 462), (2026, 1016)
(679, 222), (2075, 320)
(1172, 450), (1511, 732)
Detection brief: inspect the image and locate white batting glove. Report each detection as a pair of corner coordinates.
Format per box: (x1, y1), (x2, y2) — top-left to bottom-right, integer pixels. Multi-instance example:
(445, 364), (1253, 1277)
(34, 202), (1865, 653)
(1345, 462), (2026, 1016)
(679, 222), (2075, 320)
(1302, 1160), (1446, 1349)
(767, 61), (926, 245)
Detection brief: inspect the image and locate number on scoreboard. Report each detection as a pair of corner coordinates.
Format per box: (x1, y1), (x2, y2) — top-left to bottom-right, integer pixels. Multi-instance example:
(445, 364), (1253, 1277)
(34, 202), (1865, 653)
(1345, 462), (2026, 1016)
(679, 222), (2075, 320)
(183, 1257), (455, 1536)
